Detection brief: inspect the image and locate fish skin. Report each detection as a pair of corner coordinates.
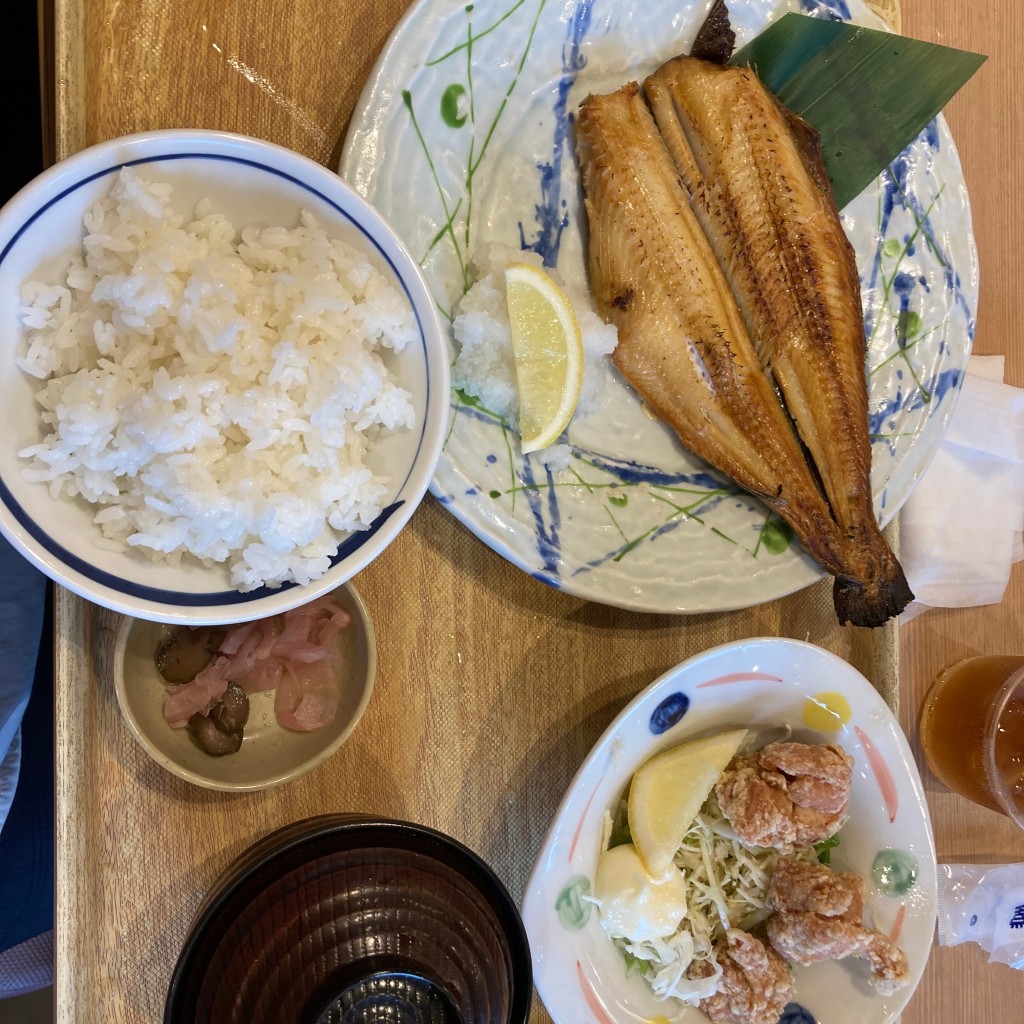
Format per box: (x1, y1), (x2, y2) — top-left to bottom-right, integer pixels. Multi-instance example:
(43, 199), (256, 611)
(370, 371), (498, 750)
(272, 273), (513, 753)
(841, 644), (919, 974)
(575, 83), (846, 580)
(690, 0), (735, 65)
(645, 55), (912, 626)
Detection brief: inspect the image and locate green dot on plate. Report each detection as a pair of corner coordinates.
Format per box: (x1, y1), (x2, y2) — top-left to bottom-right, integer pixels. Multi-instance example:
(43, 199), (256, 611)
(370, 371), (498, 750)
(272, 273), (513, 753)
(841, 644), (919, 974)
(555, 874), (592, 930)
(872, 848), (917, 895)
(440, 83), (468, 128)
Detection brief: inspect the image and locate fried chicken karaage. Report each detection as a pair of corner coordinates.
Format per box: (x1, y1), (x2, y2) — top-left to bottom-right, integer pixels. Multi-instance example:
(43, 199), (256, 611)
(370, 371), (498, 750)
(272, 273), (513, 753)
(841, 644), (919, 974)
(598, 732), (910, 1024)
(690, 929), (793, 1024)
(766, 857), (910, 995)
(715, 741), (853, 851)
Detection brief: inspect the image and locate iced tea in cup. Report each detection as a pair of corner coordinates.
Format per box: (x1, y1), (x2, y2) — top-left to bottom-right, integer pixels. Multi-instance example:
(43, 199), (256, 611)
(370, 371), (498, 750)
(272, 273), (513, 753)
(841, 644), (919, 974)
(919, 656), (1024, 828)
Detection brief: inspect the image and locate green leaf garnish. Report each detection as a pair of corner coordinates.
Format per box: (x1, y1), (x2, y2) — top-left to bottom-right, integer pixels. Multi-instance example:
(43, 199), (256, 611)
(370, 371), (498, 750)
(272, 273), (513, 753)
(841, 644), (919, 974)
(814, 833), (841, 864)
(733, 14), (986, 209)
(608, 817), (633, 849)
(621, 946), (651, 976)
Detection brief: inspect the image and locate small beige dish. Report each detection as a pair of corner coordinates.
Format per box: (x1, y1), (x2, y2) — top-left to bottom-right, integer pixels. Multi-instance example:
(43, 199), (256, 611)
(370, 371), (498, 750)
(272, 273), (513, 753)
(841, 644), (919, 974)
(114, 583), (376, 791)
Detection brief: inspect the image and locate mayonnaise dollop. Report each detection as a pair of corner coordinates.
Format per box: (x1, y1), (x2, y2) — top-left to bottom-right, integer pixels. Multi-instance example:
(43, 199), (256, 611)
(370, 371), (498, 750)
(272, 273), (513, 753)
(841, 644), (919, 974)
(594, 842), (687, 942)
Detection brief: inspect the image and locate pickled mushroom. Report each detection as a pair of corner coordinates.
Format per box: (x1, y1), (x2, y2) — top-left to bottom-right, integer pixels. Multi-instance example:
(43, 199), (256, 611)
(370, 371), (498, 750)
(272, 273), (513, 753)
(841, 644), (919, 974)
(187, 682), (249, 756)
(155, 627), (225, 684)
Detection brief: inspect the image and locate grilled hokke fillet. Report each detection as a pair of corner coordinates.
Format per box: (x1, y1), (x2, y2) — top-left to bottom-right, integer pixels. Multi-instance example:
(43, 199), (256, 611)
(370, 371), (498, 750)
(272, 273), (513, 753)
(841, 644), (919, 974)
(644, 55), (912, 626)
(576, 75), (912, 626)
(575, 83), (847, 585)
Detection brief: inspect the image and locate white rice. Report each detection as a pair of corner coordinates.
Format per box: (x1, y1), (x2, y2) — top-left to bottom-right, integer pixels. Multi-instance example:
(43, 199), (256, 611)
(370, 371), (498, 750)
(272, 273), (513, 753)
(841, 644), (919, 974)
(16, 167), (416, 591)
(451, 243), (617, 463)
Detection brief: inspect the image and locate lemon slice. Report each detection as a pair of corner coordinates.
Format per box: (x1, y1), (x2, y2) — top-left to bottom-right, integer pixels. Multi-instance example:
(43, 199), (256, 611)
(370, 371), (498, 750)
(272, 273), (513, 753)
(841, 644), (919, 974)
(627, 728), (749, 877)
(504, 262), (583, 453)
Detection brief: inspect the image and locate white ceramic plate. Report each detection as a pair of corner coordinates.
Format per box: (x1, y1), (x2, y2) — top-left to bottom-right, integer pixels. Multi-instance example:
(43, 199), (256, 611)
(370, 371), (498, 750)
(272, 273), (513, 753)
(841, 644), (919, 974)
(521, 638), (937, 1024)
(342, 0), (977, 613)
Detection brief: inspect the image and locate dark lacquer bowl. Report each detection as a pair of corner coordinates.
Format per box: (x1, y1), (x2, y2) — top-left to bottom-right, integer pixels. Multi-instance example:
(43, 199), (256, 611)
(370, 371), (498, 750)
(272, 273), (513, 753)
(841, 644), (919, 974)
(165, 815), (532, 1024)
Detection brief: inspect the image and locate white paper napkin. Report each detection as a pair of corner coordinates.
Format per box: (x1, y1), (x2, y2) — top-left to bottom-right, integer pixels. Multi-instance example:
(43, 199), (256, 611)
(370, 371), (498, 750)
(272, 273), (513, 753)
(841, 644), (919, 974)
(899, 355), (1024, 621)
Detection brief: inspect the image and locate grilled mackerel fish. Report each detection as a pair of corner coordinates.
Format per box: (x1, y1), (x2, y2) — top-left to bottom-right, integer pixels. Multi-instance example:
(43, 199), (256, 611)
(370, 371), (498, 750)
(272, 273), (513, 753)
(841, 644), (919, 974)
(576, 70), (912, 626)
(575, 83), (847, 585)
(645, 54), (911, 626)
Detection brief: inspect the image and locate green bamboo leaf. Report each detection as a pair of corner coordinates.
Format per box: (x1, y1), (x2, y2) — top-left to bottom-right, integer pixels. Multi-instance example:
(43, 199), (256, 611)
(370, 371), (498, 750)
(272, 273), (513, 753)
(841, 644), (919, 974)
(732, 14), (986, 209)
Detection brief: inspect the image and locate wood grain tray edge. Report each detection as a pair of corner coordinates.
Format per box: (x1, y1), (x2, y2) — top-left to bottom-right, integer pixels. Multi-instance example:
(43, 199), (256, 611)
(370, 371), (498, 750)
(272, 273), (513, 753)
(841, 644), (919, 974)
(49, 0), (902, 1014)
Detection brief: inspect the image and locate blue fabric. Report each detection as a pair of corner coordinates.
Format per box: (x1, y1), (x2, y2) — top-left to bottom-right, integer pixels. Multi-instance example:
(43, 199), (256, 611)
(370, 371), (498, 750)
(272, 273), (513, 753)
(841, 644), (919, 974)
(0, 536), (51, 955)
(0, 537), (46, 810)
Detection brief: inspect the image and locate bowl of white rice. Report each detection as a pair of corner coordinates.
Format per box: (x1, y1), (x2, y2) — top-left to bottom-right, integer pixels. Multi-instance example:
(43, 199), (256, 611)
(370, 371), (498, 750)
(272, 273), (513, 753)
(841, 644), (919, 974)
(0, 129), (449, 623)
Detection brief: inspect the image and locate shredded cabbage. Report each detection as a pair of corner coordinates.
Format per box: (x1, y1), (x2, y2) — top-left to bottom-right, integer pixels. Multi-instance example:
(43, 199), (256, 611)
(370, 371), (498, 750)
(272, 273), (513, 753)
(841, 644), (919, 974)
(597, 794), (815, 1007)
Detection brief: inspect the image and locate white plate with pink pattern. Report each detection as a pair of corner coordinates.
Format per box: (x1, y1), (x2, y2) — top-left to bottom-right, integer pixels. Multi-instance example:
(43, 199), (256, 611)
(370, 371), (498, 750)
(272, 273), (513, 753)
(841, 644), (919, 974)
(522, 638), (936, 1024)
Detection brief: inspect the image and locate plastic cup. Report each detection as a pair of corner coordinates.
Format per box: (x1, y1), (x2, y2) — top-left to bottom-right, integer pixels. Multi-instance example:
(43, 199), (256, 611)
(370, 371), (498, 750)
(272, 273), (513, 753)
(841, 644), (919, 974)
(919, 656), (1024, 829)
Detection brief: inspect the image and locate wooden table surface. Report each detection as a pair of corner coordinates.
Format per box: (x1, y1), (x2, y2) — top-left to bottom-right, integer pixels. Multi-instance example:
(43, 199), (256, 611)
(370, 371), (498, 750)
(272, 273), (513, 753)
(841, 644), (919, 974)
(896, 1), (1024, 1020)
(47, 0), (1023, 1021)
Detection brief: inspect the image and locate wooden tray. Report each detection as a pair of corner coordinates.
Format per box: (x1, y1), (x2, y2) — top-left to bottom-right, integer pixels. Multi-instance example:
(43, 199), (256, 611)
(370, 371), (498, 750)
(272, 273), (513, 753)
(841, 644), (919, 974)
(49, 0), (901, 1019)
(54, 498), (898, 1022)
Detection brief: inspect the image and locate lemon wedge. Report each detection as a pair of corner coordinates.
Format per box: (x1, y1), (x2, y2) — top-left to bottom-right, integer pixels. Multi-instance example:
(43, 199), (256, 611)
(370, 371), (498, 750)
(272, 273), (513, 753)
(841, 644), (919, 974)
(504, 262), (583, 453)
(627, 728), (748, 877)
